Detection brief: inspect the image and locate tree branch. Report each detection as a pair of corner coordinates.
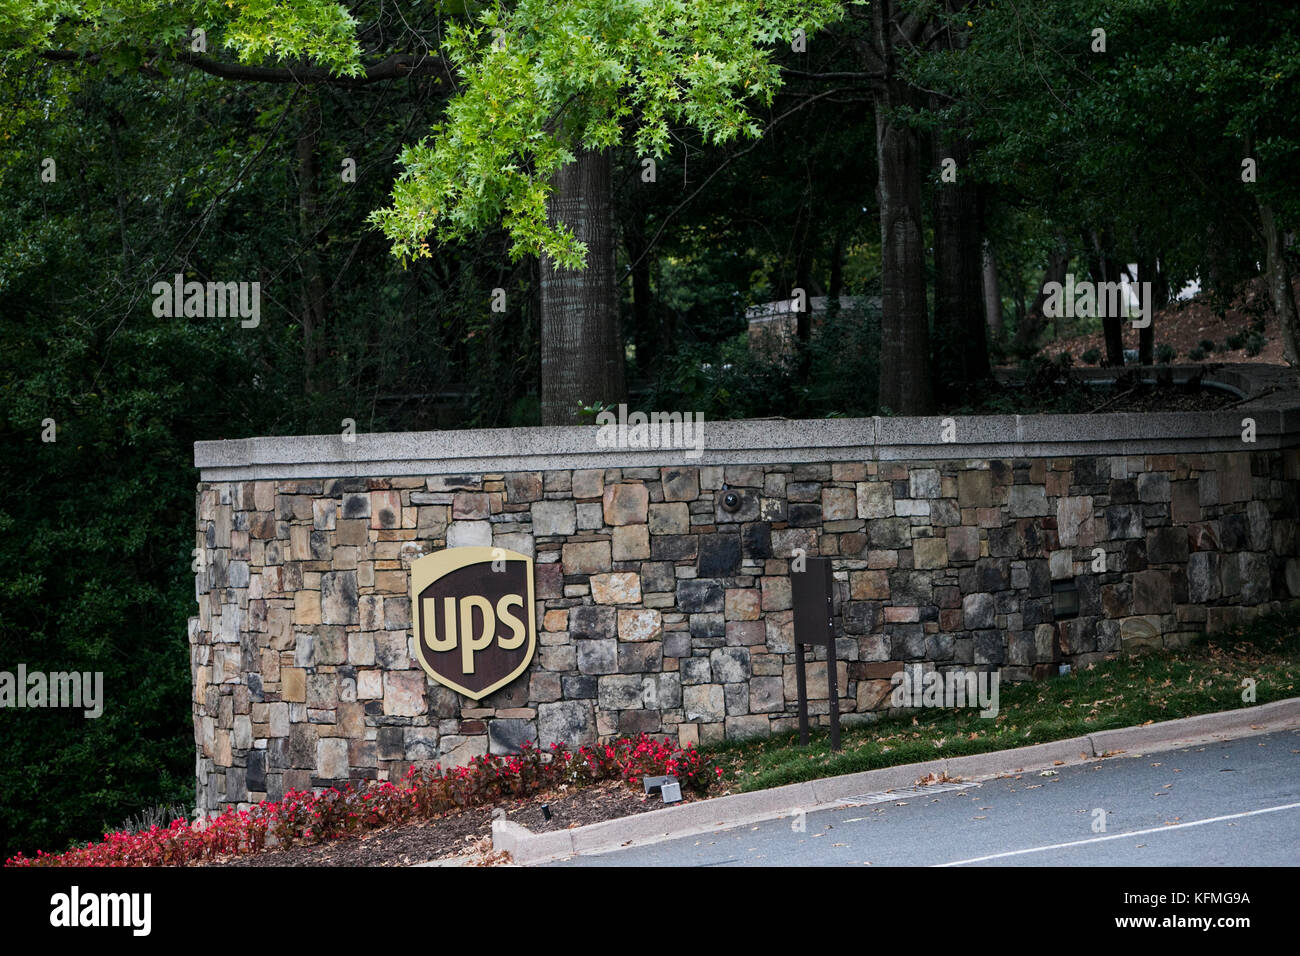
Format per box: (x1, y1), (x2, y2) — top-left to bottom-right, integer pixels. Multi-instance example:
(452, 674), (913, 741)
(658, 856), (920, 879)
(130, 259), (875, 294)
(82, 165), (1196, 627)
(41, 49), (452, 88)
(781, 68), (884, 82)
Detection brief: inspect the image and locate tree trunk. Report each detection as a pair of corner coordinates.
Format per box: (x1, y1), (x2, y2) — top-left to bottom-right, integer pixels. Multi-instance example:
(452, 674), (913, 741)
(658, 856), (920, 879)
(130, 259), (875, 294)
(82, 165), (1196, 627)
(1258, 200), (1300, 367)
(539, 147), (625, 424)
(1086, 231), (1125, 366)
(794, 208), (814, 349)
(932, 123), (989, 397)
(1016, 248), (1068, 357)
(871, 0), (931, 415)
(828, 234), (844, 305)
(623, 203), (655, 377)
(296, 105), (327, 395)
(1152, 256), (1170, 311)
(1100, 256), (1126, 367)
(1134, 260), (1155, 365)
(874, 95), (930, 413)
(826, 232), (844, 341)
(982, 239), (1002, 338)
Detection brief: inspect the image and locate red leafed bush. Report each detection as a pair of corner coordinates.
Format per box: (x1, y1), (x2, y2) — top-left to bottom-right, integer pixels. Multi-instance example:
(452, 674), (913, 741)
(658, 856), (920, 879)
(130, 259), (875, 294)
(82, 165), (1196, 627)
(4, 734), (719, 867)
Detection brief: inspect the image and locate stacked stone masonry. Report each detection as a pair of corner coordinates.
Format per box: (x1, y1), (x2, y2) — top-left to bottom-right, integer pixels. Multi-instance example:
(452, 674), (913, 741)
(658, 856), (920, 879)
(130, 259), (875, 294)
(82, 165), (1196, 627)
(190, 450), (1300, 811)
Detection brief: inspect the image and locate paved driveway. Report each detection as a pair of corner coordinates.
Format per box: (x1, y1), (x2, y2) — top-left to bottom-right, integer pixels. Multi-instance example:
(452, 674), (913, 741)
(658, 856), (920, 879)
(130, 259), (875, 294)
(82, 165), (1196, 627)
(549, 730), (1300, 866)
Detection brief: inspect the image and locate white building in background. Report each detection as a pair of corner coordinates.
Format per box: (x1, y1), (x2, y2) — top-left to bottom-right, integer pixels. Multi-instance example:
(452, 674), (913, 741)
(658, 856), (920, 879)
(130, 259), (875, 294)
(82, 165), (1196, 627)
(745, 295), (879, 352)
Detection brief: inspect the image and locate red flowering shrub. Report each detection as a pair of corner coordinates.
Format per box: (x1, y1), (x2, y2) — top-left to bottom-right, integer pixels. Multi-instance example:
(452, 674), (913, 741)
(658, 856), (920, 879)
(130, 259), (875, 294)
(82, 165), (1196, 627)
(4, 734), (717, 867)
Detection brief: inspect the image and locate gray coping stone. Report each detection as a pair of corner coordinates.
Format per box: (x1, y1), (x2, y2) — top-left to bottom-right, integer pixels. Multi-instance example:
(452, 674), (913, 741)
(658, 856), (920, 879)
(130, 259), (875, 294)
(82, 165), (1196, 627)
(875, 414), (1020, 448)
(196, 365), (1299, 480)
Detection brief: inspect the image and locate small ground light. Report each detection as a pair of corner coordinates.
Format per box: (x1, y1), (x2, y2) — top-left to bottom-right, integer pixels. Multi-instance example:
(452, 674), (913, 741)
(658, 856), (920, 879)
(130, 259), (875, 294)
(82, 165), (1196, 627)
(642, 774), (670, 794)
(541, 804), (551, 822)
(643, 774), (681, 803)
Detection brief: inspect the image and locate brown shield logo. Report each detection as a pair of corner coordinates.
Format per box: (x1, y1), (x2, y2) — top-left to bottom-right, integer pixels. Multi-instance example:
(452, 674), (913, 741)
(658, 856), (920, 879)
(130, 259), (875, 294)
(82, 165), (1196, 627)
(410, 546), (537, 701)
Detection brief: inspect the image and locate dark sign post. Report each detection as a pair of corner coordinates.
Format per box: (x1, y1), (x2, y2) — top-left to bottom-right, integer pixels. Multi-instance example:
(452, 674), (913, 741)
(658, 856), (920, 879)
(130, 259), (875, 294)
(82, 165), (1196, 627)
(791, 556), (840, 751)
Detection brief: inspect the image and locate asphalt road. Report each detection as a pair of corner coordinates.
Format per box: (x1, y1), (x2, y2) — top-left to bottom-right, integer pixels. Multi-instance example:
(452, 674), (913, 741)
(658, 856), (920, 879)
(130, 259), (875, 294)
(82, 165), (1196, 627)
(550, 729), (1300, 867)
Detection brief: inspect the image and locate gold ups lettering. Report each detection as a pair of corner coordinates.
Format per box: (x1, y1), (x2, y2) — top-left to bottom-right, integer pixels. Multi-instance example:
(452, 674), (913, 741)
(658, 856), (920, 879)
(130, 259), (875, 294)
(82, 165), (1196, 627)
(409, 547), (536, 700)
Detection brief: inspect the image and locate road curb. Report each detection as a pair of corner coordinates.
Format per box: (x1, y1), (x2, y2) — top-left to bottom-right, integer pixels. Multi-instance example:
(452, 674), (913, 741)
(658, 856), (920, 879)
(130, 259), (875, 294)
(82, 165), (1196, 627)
(1086, 697), (1300, 754)
(494, 697), (1300, 865)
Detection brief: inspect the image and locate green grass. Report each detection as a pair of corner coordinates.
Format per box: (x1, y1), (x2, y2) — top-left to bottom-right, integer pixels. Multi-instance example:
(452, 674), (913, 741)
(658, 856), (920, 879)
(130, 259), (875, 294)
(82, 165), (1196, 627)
(705, 603), (1300, 794)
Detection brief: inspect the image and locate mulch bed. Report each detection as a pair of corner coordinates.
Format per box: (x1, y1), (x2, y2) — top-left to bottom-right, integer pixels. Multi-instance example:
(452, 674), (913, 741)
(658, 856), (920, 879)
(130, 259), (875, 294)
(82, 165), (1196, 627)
(1075, 376), (1240, 413)
(1047, 274), (1291, 369)
(198, 780), (672, 867)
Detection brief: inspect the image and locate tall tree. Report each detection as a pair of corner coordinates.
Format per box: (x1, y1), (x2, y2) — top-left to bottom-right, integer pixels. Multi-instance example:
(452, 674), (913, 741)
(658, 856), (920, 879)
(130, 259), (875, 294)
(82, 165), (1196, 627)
(931, 118), (990, 396)
(370, 0), (844, 422)
(539, 147), (623, 421)
(925, 4), (990, 399)
(911, 0), (1300, 367)
(854, 0), (933, 414)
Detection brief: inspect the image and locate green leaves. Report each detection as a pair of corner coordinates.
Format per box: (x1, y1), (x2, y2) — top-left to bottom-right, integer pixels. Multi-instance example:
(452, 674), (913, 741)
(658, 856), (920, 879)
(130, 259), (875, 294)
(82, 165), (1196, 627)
(0, 1), (364, 76)
(220, 0), (363, 74)
(369, 0), (844, 267)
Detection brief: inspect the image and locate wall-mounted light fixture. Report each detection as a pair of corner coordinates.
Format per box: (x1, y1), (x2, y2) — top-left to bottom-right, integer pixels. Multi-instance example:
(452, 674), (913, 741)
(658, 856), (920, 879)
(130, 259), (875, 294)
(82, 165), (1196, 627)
(1052, 578), (1080, 619)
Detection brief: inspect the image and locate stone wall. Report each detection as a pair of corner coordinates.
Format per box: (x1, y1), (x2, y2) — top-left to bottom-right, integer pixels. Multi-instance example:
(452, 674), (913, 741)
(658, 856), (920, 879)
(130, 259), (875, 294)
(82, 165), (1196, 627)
(190, 427), (1300, 811)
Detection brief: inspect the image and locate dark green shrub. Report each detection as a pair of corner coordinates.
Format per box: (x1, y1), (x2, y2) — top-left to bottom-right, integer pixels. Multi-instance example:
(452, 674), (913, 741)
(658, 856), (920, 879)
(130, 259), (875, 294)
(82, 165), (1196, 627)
(646, 300), (882, 421)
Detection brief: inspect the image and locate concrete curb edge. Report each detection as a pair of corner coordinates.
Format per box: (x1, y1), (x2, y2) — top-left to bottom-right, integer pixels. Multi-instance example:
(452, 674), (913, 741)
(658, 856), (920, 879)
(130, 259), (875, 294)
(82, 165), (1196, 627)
(493, 697), (1300, 865)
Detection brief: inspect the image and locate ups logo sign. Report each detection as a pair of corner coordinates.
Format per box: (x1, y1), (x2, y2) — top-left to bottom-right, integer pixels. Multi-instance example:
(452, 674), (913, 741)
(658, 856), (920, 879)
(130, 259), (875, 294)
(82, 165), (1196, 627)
(410, 547), (537, 700)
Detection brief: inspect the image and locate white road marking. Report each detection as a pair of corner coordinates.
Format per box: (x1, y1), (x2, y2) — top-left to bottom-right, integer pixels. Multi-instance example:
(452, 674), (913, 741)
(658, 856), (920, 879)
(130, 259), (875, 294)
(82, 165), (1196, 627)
(934, 801), (1300, 866)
